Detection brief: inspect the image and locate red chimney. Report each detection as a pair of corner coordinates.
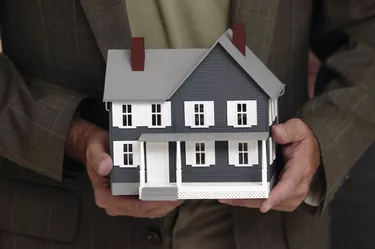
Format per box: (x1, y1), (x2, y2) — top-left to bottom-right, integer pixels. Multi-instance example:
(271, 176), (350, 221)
(232, 23), (246, 56)
(131, 37), (145, 71)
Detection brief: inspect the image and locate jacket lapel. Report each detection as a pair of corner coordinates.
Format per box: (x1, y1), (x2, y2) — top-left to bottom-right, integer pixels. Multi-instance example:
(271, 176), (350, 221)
(230, 0), (280, 65)
(80, 0), (132, 60)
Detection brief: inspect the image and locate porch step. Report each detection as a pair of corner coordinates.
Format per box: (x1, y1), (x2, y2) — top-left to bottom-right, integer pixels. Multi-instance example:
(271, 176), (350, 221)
(140, 186), (178, 201)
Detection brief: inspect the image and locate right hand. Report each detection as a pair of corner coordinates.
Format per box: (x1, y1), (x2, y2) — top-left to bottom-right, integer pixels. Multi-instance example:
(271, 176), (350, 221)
(66, 117), (183, 218)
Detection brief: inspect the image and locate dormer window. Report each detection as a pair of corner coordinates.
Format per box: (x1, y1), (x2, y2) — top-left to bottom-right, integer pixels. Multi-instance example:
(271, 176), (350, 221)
(227, 101), (257, 127)
(184, 101), (214, 128)
(122, 104), (133, 127)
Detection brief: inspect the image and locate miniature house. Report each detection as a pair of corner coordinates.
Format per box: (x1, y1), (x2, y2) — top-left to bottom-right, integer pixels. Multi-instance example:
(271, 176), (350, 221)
(103, 24), (285, 200)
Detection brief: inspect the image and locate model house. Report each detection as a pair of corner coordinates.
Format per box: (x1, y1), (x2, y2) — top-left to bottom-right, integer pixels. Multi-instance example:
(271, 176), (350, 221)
(103, 24), (285, 200)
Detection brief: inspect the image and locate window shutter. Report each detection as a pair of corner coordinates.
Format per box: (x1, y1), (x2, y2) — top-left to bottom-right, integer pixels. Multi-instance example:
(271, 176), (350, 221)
(227, 102), (236, 126)
(112, 103), (123, 127)
(185, 141), (195, 165)
(249, 141), (259, 165)
(228, 141), (239, 165)
(247, 101), (257, 126)
(162, 101), (172, 127)
(205, 141), (216, 165)
(113, 141), (124, 166)
(184, 102), (194, 127)
(205, 101), (215, 126)
(271, 99), (275, 123)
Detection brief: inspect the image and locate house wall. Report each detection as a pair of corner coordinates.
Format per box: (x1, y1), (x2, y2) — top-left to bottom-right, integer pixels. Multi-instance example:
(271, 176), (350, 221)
(168, 141), (264, 183)
(170, 44), (269, 133)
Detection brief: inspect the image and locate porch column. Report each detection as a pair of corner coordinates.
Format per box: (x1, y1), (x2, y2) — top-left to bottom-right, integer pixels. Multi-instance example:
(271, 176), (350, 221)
(140, 142), (145, 187)
(176, 141), (182, 186)
(261, 140), (268, 191)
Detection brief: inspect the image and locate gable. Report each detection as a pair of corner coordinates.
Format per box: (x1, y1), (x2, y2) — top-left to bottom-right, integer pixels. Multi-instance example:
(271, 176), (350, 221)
(169, 44), (269, 133)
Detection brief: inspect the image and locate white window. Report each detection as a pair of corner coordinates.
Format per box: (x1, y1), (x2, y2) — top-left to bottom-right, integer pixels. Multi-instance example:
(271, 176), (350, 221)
(238, 142), (249, 165)
(227, 101), (257, 127)
(228, 141), (258, 166)
(194, 104), (205, 126)
(184, 101), (214, 128)
(122, 104), (133, 127)
(113, 141), (140, 167)
(195, 143), (206, 165)
(112, 102), (171, 129)
(151, 104), (162, 127)
(185, 141), (215, 166)
(123, 144), (134, 166)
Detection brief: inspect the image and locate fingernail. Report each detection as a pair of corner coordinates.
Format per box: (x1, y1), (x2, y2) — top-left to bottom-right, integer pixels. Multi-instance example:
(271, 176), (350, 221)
(261, 204), (271, 213)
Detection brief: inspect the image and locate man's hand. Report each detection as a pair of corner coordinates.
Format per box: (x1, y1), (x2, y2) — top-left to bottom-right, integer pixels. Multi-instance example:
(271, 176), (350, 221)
(219, 118), (321, 213)
(66, 116), (183, 218)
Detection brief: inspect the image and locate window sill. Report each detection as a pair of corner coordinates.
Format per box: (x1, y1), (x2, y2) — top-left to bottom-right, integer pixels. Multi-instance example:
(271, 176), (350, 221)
(118, 165), (139, 168)
(233, 164), (256, 167)
(190, 164), (212, 167)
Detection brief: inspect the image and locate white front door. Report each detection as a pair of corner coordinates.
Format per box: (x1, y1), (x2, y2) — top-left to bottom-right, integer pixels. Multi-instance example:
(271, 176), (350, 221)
(146, 142), (170, 184)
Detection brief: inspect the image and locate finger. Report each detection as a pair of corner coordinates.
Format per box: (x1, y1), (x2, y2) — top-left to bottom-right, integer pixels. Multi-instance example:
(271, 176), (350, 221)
(87, 142), (112, 176)
(260, 159), (305, 213)
(218, 199), (262, 208)
(272, 119), (309, 145)
(108, 197), (183, 218)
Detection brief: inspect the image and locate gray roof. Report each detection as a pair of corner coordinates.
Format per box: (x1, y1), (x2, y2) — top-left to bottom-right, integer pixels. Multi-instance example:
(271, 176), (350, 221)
(103, 49), (207, 102)
(138, 132), (269, 142)
(103, 29), (285, 102)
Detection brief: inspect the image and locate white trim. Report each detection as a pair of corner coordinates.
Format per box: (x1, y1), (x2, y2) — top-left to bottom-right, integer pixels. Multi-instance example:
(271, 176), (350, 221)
(184, 101), (214, 128)
(262, 140), (268, 190)
(113, 141), (140, 167)
(227, 100), (257, 127)
(177, 182), (270, 199)
(140, 142), (145, 187)
(176, 141), (182, 186)
(228, 141), (258, 167)
(185, 141), (215, 167)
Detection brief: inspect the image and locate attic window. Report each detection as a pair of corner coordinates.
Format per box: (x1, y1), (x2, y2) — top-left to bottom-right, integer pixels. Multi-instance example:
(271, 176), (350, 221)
(237, 103), (247, 126)
(122, 104), (133, 127)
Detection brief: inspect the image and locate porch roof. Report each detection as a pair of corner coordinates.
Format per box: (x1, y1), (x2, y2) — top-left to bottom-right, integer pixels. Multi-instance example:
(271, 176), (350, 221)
(138, 132), (269, 142)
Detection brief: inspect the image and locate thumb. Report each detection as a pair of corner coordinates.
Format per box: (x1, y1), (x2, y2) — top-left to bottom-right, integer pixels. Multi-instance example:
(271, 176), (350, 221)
(87, 142), (113, 177)
(272, 119), (307, 144)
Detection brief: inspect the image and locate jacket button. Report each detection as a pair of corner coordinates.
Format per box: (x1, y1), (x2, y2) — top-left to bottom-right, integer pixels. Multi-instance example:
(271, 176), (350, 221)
(147, 229), (162, 242)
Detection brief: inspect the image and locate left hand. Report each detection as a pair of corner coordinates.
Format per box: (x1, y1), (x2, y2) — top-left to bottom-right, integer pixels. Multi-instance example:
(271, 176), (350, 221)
(219, 118), (321, 213)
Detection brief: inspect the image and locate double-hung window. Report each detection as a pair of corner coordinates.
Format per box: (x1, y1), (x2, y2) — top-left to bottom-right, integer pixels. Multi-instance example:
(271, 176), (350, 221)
(151, 104), (162, 127)
(237, 103), (248, 126)
(227, 101), (257, 127)
(194, 104), (205, 126)
(123, 144), (134, 166)
(122, 104), (133, 127)
(184, 101), (214, 128)
(238, 142), (249, 165)
(228, 141), (258, 166)
(195, 143), (206, 165)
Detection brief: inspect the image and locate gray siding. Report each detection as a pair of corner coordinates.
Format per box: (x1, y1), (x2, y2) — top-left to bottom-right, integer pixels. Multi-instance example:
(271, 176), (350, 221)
(170, 44), (269, 133)
(180, 141), (263, 183)
(111, 166), (140, 183)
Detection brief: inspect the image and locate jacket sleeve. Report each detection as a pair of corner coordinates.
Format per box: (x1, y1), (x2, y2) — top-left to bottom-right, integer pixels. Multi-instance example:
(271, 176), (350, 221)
(299, 0), (375, 215)
(0, 53), (87, 181)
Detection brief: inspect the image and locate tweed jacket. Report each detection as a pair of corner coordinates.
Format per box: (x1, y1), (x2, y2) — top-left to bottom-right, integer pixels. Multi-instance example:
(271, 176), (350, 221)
(0, 0), (375, 248)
